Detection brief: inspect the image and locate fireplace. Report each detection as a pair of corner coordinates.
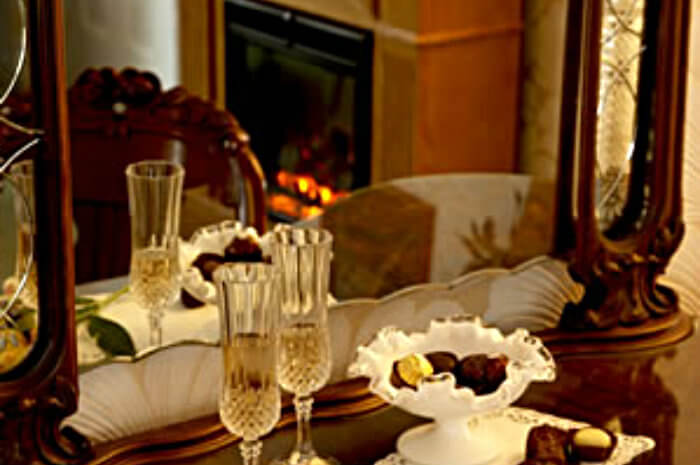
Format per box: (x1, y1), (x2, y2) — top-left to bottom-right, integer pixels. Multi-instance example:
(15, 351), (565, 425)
(225, 0), (373, 222)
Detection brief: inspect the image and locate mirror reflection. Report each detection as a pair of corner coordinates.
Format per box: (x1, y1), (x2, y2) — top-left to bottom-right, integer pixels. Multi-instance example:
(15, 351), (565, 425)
(58, 0), (567, 361)
(0, 0), (26, 106)
(595, 0), (647, 231)
(0, 162), (36, 374)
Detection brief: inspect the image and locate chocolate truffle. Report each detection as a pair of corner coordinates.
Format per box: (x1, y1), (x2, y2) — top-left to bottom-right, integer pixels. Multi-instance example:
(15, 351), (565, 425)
(181, 288), (206, 308)
(524, 424), (570, 465)
(482, 355), (509, 394)
(425, 351), (458, 374)
(224, 236), (264, 263)
(453, 354), (489, 393)
(568, 427), (616, 462)
(390, 354), (434, 389)
(192, 253), (225, 281)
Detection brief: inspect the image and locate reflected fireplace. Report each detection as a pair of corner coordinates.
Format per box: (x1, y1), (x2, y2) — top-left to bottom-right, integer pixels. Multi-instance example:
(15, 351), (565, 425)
(225, 0), (373, 222)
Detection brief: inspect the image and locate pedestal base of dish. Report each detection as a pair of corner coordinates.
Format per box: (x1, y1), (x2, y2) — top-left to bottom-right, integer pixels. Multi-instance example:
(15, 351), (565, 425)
(397, 418), (498, 465)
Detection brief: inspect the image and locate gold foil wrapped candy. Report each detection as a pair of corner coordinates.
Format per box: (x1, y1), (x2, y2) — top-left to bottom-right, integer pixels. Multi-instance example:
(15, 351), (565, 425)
(391, 354), (434, 389)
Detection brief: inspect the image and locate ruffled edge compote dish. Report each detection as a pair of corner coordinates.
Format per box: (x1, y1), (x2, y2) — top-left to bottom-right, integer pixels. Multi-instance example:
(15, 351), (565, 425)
(348, 315), (556, 465)
(180, 220), (271, 305)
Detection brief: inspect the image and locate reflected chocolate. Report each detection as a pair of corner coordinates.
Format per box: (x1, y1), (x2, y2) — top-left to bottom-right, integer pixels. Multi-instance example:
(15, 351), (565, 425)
(224, 236), (264, 263)
(192, 253), (225, 281)
(181, 288), (206, 308)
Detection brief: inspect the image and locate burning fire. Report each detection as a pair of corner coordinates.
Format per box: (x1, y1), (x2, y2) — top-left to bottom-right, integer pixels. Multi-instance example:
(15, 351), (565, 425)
(270, 170), (349, 219)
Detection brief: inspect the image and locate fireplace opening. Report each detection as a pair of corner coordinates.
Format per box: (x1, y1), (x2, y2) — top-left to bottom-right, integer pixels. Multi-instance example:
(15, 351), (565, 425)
(225, 0), (373, 222)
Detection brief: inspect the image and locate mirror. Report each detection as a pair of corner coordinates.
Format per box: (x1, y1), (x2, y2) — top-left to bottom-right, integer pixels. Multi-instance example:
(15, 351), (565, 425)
(2, 0), (687, 462)
(0, 160), (36, 374)
(54, 2), (568, 447)
(57, 5), (570, 343)
(0, 0), (27, 106)
(0, 0), (37, 376)
(595, 0), (648, 232)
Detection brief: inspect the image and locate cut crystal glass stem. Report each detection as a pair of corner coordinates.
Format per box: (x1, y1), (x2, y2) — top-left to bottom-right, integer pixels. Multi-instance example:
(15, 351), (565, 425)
(239, 439), (263, 465)
(293, 394), (316, 460)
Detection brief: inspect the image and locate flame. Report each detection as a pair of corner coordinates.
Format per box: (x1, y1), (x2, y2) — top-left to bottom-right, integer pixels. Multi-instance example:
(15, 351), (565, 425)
(297, 177), (311, 194)
(276, 171), (289, 187)
(303, 205), (324, 218)
(271, 170), (350, 219)
(319, 186), (333, 205)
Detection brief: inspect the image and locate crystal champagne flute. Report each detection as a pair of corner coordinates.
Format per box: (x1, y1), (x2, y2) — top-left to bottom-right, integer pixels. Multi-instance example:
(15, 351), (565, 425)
(9, 160), (37, 308)
(270, 227), (336, 465)
(126, 160), (184, 347)
(214, 263), (281, 465)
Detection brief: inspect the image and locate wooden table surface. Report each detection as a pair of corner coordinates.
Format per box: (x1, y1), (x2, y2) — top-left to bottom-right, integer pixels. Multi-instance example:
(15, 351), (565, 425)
(168, 318), (699, 465)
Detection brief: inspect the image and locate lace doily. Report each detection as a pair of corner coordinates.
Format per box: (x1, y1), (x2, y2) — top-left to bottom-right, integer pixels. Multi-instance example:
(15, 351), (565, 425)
(375, 407), (655, 465)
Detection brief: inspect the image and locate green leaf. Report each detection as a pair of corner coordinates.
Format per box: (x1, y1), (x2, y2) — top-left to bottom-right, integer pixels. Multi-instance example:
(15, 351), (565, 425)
(12, 307), (36, 333)
(87, 315), (136, 357)
(75, 296), (97, 306)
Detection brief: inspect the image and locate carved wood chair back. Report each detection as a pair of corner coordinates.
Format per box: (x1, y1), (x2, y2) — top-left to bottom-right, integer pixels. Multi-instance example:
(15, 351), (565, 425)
(67, 68), (266, 282)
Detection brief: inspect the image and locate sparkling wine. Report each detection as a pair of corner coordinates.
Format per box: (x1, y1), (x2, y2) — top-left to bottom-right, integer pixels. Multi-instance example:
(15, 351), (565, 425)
(278, 323), (331, 395)
(219, 334), (280, 440)
(129, 248), (179, 310)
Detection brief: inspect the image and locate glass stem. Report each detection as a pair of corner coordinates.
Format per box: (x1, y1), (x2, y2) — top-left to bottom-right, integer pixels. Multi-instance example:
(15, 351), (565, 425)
(239, 439), (262, 465)
(294, 394), (316, 458)
(148, 307), (163, 347)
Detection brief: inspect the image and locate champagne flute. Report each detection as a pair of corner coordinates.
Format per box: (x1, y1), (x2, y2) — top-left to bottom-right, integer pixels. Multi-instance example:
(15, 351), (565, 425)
(126, 160), (183, 347)
(214, 263), (281, 465)
(270, 227), (336, 465)
(9, 160), (37, 308)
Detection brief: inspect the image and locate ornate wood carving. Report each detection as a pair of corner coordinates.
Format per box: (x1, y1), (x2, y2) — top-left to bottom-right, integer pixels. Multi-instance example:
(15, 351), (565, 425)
(0, 0), (91, 463)
(556, 0), (691, 330)
(68, 67), (267, 234)
(67, 67), (266, 281)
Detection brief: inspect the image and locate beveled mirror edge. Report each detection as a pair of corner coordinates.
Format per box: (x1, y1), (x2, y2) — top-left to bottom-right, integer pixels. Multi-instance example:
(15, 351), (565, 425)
(0, 0), (27, 107)
(0, 0), (91, 463)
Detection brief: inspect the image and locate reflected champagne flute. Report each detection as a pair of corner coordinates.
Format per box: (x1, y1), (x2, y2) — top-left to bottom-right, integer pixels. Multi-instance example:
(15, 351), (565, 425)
(214, 263), (281, 465)
(9, 160), (36, 308)
(126, 160), (183, 347)
(271, 227), (336, 465)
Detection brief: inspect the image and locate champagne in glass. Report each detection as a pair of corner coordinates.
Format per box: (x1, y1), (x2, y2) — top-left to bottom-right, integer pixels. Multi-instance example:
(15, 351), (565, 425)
(129, 247), (179, 311)
(270, 227), (337, 465)
(220, 334), (281, 441)
(215, 263), (281, 465)
(278, 323), (331, 396)
(126, 160), (184, 347)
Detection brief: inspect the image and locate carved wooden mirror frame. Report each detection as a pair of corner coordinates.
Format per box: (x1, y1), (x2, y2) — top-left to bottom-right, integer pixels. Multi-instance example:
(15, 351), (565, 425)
(0, 0), (693, 463)
(0, 0), (90, 463)
(556, 0), (692, 337)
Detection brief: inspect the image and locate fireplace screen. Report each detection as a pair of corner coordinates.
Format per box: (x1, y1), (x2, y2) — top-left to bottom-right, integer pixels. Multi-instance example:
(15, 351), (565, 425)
(225, 0), (373, 221)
